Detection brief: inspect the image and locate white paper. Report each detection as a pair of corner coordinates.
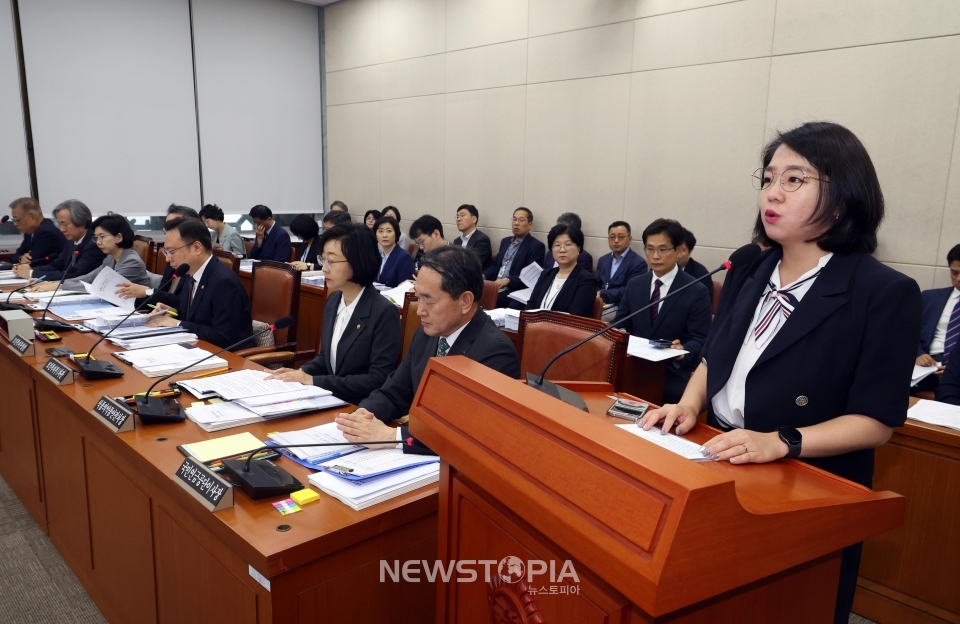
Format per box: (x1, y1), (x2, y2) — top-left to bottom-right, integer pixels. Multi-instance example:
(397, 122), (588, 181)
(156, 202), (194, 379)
(506, 287), (532, 305)
(184, 401), (261, 425)
(912, 364), (939, 385)
(627, 335), (689, 362)
(320, 447), (439, 478)
(519, 262), (543, 288)
(175, 369), (306, 400)
(115, 344), (213, 367)
(907, 399), (960, 432)
(0, 278), (30, 285)
(308, 463), (439, 509)
(236, 386), (332, 407)
(616, 424), (705, 460)
(82, 266), (135, 311)
(268, 422), (363, 461)
(380, 281), (415, 305)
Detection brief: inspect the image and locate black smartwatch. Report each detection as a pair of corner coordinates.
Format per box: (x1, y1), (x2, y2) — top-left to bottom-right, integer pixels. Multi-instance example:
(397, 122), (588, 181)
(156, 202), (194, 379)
(778, 427), (802, 458)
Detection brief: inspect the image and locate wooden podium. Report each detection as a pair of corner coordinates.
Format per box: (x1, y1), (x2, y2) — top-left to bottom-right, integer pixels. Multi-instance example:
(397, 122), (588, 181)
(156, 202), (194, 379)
(409, 357), (906, 623)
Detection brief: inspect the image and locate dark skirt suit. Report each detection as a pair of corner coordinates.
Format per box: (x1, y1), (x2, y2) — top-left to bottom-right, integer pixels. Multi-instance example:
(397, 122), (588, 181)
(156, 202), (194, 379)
(525, 264), (598, 318)
(702, 247), (921, 623)
(378, 245), (416, 288)
(300, 287), (402, 405)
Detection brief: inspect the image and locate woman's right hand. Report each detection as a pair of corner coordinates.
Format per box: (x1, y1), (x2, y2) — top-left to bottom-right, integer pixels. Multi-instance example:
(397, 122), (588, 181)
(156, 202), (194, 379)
(638, 403), (699, 436)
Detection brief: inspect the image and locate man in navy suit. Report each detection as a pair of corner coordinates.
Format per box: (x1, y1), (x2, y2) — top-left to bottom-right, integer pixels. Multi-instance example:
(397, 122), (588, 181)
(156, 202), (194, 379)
(452, 204), (493, 270)
(248, 204), (292, 262)
(615, 219), (712, 403)
(542, 212), (593, 273)
(915, 244), (960, 391)
(595, 220), (647, 310)
(17, 199), (105, 281)
(484, 207), (546, 308)
(147, 217), (252, 350)
(9, 198), (66, 265)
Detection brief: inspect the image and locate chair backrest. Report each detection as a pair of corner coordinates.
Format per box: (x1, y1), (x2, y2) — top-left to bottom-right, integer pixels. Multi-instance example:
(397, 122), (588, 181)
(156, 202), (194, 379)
(407, 242), (417, 257)
(591, 295), (604, 320)
(712, 281), (722, 315)
(516, 310), (628, 383)
(212, 248), (240, 274)
(132, 235), (155, 270)
(243, 238), (254, 256)
(400, 290), (420, 363)
(480, 280), (498, 310)
(249, 260), (301, 350)
(154, 243), (168, 275)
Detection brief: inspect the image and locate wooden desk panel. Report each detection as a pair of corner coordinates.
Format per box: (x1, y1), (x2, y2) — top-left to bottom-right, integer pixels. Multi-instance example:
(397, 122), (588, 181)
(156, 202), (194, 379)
(0, 348), (46, 529)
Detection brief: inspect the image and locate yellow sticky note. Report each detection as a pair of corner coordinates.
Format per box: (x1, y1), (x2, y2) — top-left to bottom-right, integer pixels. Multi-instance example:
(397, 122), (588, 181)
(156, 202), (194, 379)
(208, 398), (224, 404)
(290, 489), (320, 505)
(191, 401), (205, 408)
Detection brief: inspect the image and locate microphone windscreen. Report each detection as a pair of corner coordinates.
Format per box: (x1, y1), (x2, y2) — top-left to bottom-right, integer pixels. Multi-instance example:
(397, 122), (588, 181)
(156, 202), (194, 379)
(273, 315), (294, 330)
(174, 263), (190, 277)
(1, 215), (8, 223)
(727, 244), (762, 269)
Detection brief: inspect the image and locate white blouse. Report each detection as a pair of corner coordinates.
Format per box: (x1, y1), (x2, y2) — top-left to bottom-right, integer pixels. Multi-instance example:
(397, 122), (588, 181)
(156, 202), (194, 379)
(541, 277), (566, 310)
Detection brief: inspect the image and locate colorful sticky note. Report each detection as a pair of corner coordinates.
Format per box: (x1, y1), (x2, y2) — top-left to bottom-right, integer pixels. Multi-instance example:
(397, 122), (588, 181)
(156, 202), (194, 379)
(290, 489), (320, 505)
(272, 499), (301, 515)
(208, 398), (224, 404)
(191, 401), (205, 408)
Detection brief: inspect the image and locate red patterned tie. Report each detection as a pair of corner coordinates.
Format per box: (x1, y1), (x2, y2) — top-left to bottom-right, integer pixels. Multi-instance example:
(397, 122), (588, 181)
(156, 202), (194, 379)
(650, 279), (663, 324)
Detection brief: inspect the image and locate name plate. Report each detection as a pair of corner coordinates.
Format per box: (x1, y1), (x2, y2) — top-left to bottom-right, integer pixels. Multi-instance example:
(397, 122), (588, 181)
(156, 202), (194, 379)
(8, 334), (34, 357)
(41, 357), (74, 386)
(173, 457), (234, 512)
(90, 396), (135, 433)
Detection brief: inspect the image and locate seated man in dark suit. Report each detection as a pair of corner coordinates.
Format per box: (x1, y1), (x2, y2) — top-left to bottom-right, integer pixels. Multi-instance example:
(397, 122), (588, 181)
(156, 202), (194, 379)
(484, 207), (546, 308)
(147, 217), (253, 350)
(452, 204), (492, 270)
(409, 214), (449, 273)
(935, 332), (960, 405)
(9, 197), (65, 265)
(542, 212), (593, 273)
(615, 219), (712, 404)
(248, 204), (292, 262)
(336, 245), (520, 454)
(16, 199), (105, 281)
(595, 220), (647, 310)
(915, 244), (960, 392)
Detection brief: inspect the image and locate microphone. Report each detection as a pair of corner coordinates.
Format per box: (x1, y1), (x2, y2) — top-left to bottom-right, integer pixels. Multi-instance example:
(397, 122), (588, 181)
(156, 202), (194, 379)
(0, 274), (46, 311)
(528, 244), (763, 410)
(136, 315), (294, 424)
(74, 264), (191, 380)
(0, 215), (8, 224)
(28, 255), (52, 266)
(34, 249), (81, 332)
(222, 439), (414, 499)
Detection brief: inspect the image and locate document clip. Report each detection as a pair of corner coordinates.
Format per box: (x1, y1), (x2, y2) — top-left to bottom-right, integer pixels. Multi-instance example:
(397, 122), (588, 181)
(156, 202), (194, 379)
(326, 465), (354, 476)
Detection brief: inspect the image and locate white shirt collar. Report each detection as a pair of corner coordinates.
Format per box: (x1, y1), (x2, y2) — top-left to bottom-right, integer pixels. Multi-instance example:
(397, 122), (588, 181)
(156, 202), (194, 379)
(338, 287), (365, 317)
(459, 227), (476, 244)
(265, 221), (275, 236)
(440, 316), (471, 350)
(769, 253), (833, 290)
(651, 262), (679, 294)
(190, 254), (214, 293)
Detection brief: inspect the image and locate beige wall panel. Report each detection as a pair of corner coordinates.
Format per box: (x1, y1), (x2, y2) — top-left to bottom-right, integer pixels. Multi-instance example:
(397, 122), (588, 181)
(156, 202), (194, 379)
(633, 0), (775, 71)
(325, 0), (379, 72)
(937, 105), (960, 261)
(625, 58), (771, 250)
(637, 0), (737, 19)
(445, 0), (529, 51)
(326, 65), (380, 106)
(523, 75), (632, 238)
(327, 101), (381, 213)
(527, 21), (634, 84)
(933, 266), (953, 289)
(445, 86), (527, 228)
(380, 54), (445, 100)
(773, 0), (960, 55)
(379, 0), (445, 63)
(765, 38), (960, 267)
(886, 262), (935, 290)
(528, 0), (635, 38)
(445, 40), (527, 92)
(381, 95), (446, 215)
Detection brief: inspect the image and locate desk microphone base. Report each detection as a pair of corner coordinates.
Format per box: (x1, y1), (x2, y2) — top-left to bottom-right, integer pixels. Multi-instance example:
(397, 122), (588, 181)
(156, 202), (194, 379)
(135, 396), (186, 425)
(221, 459), (303, 500)
(76, 359), (125, 380)
(526, 373), (589, 411)
(34, 318), (76, 332)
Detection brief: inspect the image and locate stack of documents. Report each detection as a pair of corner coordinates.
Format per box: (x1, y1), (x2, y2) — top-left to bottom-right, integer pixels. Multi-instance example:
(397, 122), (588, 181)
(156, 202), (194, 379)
(267, 422), (364, 465)
(380, 281), (414, 305)
(485, 308), (520, 331)
(108, 331), (197, 350)
(302, 271), (325, 286)
(50, 299), (125, 321)
(907, 399), (960, 432)
(234, 387), (346, 417)
(184, 401), (266, 432)
(505, 262), (544, 305)
(178, 432), (265, 462)
(626, 336), (689, 362)
(308, 449), (440, 510)
(112, 344), (227, 377)
(239, 260), (258, 272)
(176, 369), (305, 400)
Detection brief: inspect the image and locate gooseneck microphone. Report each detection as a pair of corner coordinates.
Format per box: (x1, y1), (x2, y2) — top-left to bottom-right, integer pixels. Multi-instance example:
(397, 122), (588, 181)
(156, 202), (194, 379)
(75, 264), (191, 380)
(528, 244), (763, 410)
(136, 315), (294, 423)
(1, 274), (46, 311)
(34, 249), (81, 332)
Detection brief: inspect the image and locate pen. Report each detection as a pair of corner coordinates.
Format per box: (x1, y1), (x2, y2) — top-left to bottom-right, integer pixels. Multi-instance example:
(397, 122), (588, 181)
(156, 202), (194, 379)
(147, 303), (178, 318)
(192, 367), (231, 379)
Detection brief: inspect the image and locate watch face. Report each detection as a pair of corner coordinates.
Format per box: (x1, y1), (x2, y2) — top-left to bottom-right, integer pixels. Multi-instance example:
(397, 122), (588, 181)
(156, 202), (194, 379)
(780, 427), (802, 445)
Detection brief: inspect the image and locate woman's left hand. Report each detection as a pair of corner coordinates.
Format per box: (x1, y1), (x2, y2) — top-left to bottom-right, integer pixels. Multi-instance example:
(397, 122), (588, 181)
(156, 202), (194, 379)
(27, 281), (55, 292)
(699, 429), (789, 464)
(289, 261), (309, 271)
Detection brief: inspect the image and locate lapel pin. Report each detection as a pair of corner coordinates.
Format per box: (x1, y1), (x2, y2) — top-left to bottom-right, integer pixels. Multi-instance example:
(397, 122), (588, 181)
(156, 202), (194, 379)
(795, 396), (808, 406)
(356, 323), (361, 329)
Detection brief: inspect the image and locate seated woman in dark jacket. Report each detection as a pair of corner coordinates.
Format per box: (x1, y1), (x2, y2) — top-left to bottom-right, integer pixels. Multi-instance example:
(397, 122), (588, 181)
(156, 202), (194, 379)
(525, 224), (598, 318)
(375, 215), (416, 287)
(266, 222), (402, 405)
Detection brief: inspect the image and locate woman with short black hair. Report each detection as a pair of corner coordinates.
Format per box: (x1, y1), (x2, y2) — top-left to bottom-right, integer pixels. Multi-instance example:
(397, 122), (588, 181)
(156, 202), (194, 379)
(363, 209), (382, 230)
(380, 206), (409, 252)
(525, 224), (597, 317)
(265, 222), (401, 405)
(199, 204), (245, 257)
(375, 215), (415, 287)
(289, 214), (322, 271)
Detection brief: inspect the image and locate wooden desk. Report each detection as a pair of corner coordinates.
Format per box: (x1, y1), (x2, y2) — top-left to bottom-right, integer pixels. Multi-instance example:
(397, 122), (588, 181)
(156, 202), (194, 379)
(0, 304), (436, 623)
(854, 397), (960, 624)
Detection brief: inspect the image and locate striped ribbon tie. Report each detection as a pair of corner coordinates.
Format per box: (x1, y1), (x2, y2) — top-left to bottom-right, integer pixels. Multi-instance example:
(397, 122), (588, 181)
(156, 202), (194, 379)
(752, 271), (820, 348)
(943, 300), (960, 357)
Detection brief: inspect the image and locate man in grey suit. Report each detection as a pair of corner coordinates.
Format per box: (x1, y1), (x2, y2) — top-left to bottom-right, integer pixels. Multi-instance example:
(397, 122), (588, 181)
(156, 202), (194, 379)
(335, 245), (519, 454)
(452, 204), (493, 270)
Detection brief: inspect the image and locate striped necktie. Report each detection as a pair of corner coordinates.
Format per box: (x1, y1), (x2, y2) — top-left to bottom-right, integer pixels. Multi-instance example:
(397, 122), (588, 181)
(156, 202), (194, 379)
(437, 337), (450, 357)
(650, 279), (663, 324)
(943, 299), (960, 357)
(753, 270), (821, 348)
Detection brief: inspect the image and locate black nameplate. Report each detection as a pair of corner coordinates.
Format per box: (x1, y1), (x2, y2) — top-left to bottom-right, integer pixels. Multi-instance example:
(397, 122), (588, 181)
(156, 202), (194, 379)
(174, 457), (234, 512)
(9, 334), (33, 356)
(90, 396), (135, 433)
(41, 357), (74, 385)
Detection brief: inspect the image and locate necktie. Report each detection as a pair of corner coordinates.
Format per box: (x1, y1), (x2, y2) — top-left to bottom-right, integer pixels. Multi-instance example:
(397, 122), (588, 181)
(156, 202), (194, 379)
(650, 279), (663, 324)
(753, 270), (820, 348)
(437, 337), (450, 357)
(184, 275), (195, 316)
(943, 299), (960, 357)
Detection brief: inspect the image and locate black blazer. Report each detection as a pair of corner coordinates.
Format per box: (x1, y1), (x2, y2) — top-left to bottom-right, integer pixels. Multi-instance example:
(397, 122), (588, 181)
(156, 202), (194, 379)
(703, 248), (921, 487)
(543, 248), (593, 274)
(33, 232), (106, 282)
(359, 309), (520, 454)
(525, 265), (598, 318)
(936, 341), (960, 404)
(296, 237), (323, 267)
(483, 235), (546, 292)
(177, 257), (253, 350)
(250, 224), (292, 263)
(595, 248), (647, 305)
(378, 245), (416, 287)
(453, 229), (493, 270)
(301, 287), (402, 405)
(12, 218), (66, 264)
(918, 286), (953, 356)
(615, 269), (712, 376)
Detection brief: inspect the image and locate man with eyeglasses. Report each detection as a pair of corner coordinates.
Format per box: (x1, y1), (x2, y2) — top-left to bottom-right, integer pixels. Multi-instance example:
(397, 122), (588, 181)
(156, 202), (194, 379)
(484, 207), (546, 308)
(595, 220), (647, 317)
(615, 218), (712, 404)
(16, 199), (105, 280)
(408, 215), (448, 273)
(8, 197), (66, 266)
(146, 217), (252, 350)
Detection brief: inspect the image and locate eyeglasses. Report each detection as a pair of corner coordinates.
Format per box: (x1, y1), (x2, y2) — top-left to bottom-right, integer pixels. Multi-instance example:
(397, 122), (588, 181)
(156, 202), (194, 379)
(317, 255), (349, 269)
(94, 234), (114, 243)
(752, 167), (824, 192)
(552, 243), (576, 251)
(644, 246), (675, 256)
(162, 243), (192, 258)
(414, 237), (429, 248)
(608, 234), (629, 242)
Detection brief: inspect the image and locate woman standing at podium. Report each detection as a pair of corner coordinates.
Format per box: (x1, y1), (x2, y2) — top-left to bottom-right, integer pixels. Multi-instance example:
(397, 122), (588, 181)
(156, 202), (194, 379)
(640, 121), (921, 624)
